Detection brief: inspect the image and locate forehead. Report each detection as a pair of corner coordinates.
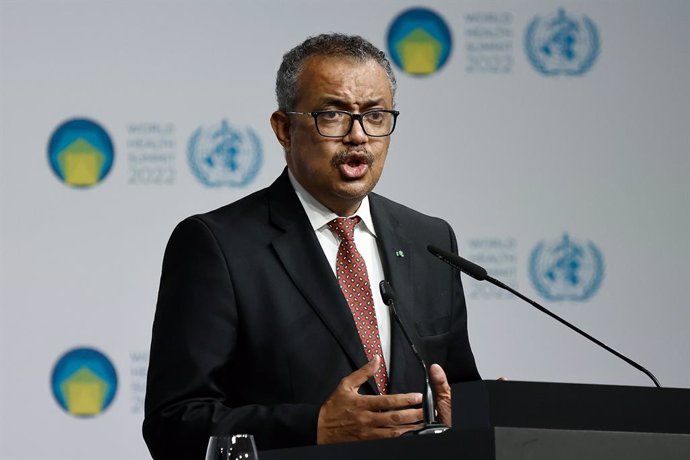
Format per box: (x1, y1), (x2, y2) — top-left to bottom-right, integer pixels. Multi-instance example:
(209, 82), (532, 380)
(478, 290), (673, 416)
(294, 55), (393, 108)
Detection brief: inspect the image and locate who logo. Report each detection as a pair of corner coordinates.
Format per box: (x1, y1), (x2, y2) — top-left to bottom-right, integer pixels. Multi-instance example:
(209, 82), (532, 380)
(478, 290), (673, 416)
(525, 8), (600, 76)
(529, 234), (605, 301)
(187, 119), (262, 187)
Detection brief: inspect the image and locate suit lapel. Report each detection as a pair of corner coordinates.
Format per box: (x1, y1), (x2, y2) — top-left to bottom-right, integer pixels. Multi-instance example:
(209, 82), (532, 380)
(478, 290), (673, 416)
(370, 195), (426, 394)
(267, 171), (376, 393)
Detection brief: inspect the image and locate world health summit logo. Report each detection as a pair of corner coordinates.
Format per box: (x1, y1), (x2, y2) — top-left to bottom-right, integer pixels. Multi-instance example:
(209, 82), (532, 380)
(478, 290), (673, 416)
(188, 119), (262, 187)
(47, 119), (114, 187)
(51, 347), (118, 417)
(387, 7), (453, 76)
(529, 234), (604, 301)
(525, 8), (600, 76)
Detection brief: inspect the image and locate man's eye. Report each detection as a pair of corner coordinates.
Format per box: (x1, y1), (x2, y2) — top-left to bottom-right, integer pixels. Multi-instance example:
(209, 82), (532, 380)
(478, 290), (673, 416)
(367, 111), (384, 121)
(320, 111), (341, 120)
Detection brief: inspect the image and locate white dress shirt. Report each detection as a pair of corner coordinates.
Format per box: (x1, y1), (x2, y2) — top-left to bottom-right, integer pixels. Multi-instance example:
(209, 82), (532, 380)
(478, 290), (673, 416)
(288, 171), (391, 371)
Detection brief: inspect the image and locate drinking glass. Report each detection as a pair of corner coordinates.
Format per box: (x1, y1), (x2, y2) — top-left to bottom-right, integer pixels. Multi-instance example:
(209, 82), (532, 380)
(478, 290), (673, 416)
(205, 434), (258, 460)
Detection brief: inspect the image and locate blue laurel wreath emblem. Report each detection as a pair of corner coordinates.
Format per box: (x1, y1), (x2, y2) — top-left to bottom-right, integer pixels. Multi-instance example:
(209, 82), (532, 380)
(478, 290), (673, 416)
(529, 234), (605, 301)
(187, 120), (262, 187)
(525, 8), (600, 76)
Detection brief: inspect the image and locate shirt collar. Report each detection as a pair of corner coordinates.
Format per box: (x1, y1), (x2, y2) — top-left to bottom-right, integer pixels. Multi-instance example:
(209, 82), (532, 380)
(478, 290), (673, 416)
(288, 169), (377, 237)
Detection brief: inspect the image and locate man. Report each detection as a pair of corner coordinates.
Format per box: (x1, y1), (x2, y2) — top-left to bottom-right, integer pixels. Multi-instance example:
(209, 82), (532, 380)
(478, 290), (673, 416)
(143, 33), (479, 459)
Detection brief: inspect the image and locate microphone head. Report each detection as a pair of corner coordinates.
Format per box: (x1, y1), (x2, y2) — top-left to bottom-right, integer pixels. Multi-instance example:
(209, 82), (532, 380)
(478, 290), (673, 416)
(379, 280), (396, 305)
(427, 245), (488, 281)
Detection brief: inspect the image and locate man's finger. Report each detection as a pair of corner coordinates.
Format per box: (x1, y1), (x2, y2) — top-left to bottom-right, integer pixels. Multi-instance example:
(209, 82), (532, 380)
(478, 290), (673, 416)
(429, 363), (452, 426)
(429, 363), (450, 391)
(369, 423), (426, 439)
(359, 392), (423, 411)
(340, 355), (381, 391)
(369, 407), (423, 427)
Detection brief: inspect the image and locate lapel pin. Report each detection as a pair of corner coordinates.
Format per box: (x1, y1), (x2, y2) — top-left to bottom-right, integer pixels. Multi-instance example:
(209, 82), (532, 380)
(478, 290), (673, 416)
(395, 250), (405, 258)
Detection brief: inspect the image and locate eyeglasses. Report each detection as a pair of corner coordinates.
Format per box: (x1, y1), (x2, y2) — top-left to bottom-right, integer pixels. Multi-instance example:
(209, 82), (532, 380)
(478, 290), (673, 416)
(286, 109), (400, 138)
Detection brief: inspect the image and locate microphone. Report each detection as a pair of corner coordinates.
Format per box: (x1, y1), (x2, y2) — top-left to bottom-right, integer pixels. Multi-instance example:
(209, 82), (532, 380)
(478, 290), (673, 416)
(379, 280), (449, 435)
(426, 245), (662, 388)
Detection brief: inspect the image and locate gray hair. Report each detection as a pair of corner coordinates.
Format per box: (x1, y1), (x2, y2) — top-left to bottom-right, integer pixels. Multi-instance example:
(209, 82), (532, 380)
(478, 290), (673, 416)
(276, 33), (397, 111)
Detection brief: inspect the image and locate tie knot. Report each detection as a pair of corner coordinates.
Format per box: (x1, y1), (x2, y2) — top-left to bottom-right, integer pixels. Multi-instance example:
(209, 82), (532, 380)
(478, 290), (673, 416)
(327, 216), (361, 242)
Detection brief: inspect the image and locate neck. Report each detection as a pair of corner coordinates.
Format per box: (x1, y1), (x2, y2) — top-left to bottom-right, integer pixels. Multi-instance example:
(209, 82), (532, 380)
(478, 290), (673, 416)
(322, 201), (362, 217)
(285, 169), (364, 217)
(327, 200), (362, 217)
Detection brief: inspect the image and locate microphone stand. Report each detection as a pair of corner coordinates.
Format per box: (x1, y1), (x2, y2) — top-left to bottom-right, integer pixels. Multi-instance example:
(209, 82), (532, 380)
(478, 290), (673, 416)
(427, 245), (662, 388)
(380, 281), (450, 434)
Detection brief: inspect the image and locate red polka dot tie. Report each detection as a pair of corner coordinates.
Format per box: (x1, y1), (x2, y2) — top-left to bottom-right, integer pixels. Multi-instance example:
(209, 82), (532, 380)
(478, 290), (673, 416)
(327, 216), (389, 395)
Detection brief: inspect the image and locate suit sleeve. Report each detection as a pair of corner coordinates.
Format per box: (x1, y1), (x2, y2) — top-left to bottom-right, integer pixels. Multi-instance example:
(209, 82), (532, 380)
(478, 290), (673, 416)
(143, 217), (320, 459)
(444, 222), (481, 383)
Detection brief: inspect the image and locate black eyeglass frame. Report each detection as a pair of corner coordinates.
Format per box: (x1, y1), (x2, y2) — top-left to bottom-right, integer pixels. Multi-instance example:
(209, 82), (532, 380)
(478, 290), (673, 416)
(285, 109), (400, 138)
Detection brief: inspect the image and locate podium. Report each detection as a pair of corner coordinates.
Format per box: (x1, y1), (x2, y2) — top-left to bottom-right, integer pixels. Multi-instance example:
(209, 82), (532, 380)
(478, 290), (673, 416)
(261, 381), (690, 460)
(455, 380), (690, 459)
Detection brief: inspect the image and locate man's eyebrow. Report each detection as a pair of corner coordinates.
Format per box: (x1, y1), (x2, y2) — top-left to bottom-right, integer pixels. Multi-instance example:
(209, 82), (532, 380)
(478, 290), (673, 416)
(359, 98), (386, 109)
(315, 97), (349, 108)
(316, 97), (386, 109)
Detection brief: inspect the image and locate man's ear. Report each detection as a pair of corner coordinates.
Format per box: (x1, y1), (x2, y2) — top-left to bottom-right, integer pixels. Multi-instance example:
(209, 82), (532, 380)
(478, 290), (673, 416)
(270, 111), (291, 151)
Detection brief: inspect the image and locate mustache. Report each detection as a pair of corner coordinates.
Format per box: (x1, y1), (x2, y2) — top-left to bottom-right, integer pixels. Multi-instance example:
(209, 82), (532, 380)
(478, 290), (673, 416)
(330, 149), (375, 167)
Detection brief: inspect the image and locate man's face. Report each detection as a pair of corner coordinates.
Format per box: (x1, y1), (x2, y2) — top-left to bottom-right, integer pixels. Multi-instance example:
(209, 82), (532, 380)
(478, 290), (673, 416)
(272, 55), (394, 216)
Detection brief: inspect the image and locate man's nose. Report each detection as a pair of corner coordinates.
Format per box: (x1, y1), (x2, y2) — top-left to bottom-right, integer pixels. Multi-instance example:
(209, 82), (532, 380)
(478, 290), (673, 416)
(343, 119), (368, 145)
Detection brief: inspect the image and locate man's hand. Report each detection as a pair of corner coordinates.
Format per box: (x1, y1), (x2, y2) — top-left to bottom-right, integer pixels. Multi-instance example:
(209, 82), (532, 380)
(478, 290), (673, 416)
(317, 356), (424, 444)
(429, 363), (452, 426)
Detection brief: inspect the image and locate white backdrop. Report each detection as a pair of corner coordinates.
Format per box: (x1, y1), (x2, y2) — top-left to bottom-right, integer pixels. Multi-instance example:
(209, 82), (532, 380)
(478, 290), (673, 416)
(1, 1), (689, 459)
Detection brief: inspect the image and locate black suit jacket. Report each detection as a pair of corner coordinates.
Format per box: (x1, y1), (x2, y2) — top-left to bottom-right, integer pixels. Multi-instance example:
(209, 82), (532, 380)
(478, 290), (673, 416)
(143, 169), (479, 458)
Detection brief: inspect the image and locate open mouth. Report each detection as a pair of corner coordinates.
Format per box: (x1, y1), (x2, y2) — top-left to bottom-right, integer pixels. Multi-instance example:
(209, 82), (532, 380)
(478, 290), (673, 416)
(332, 151), (374, 179)
(346, 156), (366, 168)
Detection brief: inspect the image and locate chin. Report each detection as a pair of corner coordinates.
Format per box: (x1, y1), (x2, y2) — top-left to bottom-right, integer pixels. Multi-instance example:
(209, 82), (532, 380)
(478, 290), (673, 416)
(335, 183), (373, 201)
